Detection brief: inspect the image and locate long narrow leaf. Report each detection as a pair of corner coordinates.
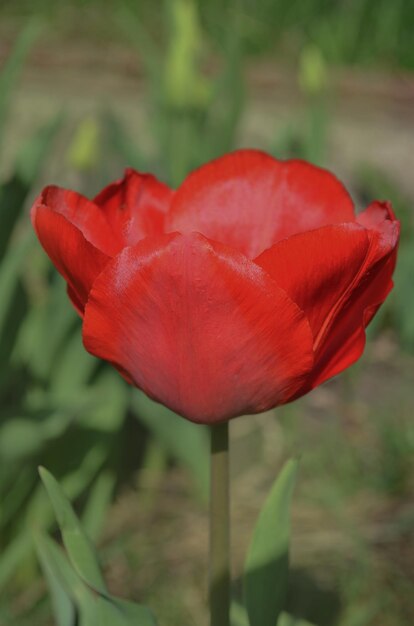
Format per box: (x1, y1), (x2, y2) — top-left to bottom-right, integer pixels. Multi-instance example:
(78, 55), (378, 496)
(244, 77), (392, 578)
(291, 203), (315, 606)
(39, 467), (107, 595)
(34, 533), (77, 626)
(82, 471), (116, 541)
(97, 596), (158, 626)
(35, 533), (102, 626)
(0, 445), (106, 590)
(244, 459), (299, 626)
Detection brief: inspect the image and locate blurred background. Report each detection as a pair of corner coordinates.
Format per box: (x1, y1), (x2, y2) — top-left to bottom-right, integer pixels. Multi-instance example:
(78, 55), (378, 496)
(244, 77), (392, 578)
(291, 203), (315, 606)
(0, 1), (413, 625)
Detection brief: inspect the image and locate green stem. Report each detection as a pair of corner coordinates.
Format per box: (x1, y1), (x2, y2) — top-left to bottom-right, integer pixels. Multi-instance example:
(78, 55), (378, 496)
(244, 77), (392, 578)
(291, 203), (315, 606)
(209, 421), (230, 626)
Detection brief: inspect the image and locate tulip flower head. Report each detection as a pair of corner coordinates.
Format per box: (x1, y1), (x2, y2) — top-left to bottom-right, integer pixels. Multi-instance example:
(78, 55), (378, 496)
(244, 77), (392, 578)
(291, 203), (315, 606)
(31, 150), (399, 424)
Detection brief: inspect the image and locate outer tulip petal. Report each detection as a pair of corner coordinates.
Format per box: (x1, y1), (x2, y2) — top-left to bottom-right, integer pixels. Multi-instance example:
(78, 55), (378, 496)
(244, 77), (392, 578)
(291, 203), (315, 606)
(357, 199), (397, 230)
(255, 223), (371, 340)
(38, 186), (120, 256)
(256, 203), (399, 389)
(94, 169), (174, 245)
(309, 257), (395, 388)
(32, 204), (110, 313)
(167, 150), (355, 258)
(82, 232), (314, 424)
(311, 202), (399, 386)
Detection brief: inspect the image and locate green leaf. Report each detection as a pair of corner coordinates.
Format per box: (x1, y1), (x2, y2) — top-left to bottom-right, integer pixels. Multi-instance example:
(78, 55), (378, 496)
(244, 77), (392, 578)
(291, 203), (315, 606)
(28, 444), (107, 527)
(97, 596), (158, 626)
(34, 533), (102, 626)
(231, 599), (249, 626)
(0, 234), (31, 328)
(50, 331), (97, 400)
(391, 243), (414, 351)
(0, 532), (32, 591)
(80, 369), (127, 432)
(0, 115), (60, 263)
(0, 446), (107, 591)
(277, 612), (318, 626)
(0, 234), (31, 389)
(132, 390), (209, 496)
(103, 110), (145, 170)
(244, 459), (299, 626)
(207, 21), (244, 158)
(34, 511), (157, 626)
(0, 21), (41, 151)
(16, 276), (76, 380)
(82, 470), (116, 540)
(0, 176), (30, 261)
(39, 467), (107, 595)
(34, 533), (76, 626)
(66, 116), (100, 172)
(15, 111), (63, 184)
(0, 277), (27, 390)
(117, 3), (161, 90)
(0, 411), (69, 461)
(0, 468), (34, 530)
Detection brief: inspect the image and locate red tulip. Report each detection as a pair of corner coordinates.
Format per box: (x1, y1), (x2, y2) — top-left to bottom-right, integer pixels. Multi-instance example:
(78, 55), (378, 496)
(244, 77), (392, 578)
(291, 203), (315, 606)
(31, 150), (399, 424)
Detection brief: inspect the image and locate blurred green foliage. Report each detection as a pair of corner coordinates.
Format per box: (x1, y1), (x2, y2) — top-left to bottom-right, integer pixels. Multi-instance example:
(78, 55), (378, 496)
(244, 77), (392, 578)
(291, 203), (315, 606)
(36, 467), (157, 626)
(113, 0), (244, 185)
(2, 0), (414, 68)
(0, 15), (209, 606)
(0, 1), (413, 625)
(36, 464), (307, 626)
(244, 460), (298, 626)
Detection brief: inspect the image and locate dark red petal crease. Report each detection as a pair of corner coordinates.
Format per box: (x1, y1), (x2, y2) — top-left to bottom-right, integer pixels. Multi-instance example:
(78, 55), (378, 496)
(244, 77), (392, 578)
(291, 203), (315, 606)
(309, 260), (395, 389)
(311, 203), (399, 386)
(82, 232), (314, 424)
(67, 285), (86, 317)
(167, 149), (355, 258)
(94, 168), (174, 245)
(32, 204), (110, 313)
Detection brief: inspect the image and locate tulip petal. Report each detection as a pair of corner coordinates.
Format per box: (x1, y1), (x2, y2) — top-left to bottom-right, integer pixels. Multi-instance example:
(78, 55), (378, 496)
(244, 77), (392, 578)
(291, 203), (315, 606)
(38, 186), (120, 256)
(32, 205), (110, 313)
(167, 150), (355, 258)
(310, 254), (395, 388)
(83, 233), (314, 424)
(255, 223), (371, 340)
(357, 199), (397, 230)
(312, 203), (399, 386)
(94, 169), (174, 245)
(255, 204), (399, 388)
